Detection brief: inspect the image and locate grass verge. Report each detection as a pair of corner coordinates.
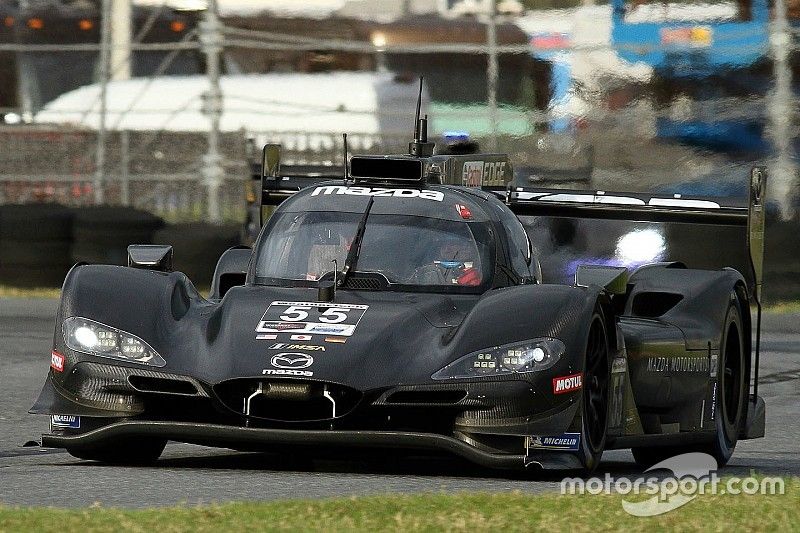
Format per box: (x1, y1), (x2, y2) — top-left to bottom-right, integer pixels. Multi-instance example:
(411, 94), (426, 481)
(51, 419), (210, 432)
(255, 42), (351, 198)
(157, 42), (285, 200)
(0, 286), (61, 298)
(0, 480), (797, 532)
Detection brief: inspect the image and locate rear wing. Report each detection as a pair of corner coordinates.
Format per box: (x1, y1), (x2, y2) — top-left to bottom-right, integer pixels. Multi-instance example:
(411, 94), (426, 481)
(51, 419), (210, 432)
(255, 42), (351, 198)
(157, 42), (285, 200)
(255, 144), (344, 216)
(505, 167), (767, 401)
(503, 168), (766, 304)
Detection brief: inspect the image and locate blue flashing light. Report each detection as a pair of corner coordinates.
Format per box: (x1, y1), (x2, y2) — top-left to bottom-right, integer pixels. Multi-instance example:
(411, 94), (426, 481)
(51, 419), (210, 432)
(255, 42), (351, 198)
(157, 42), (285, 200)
(443, 131), (471, 142)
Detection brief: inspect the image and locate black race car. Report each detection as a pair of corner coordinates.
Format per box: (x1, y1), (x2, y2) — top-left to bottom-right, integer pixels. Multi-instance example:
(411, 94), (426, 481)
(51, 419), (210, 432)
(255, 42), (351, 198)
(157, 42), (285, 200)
(31, 116), (767, 472)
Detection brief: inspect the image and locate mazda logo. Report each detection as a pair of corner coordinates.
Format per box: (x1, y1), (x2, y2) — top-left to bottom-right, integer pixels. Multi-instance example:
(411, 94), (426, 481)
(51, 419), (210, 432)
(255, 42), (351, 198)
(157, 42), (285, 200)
(271, 352), (314, 369)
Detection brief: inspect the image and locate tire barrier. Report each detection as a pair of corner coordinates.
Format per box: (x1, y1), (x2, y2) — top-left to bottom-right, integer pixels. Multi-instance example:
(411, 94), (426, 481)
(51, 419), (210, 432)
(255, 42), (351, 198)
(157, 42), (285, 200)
(71, 207), (165, 265)
(0, 204), (75, 287)
(153, 223), (241, 287)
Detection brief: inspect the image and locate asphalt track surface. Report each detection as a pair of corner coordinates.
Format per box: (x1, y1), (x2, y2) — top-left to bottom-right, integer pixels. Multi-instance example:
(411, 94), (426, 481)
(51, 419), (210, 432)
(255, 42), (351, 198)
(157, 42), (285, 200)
(0, 297), (798, 508)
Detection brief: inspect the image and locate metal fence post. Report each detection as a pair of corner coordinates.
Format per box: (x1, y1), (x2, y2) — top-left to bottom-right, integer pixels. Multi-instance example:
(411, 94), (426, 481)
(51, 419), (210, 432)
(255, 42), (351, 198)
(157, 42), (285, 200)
(94, 0), (112, 205)
(769, 0), (797, 220)
(120, 130), (130, 206)
(485, 0), (499, 153)
(200, 0), (224, 224)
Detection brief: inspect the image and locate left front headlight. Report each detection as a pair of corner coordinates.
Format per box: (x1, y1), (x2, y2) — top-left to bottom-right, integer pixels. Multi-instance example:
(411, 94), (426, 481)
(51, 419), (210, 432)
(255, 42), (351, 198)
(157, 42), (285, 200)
(63, 316), (166, 367)
(432, 338), (565, 380)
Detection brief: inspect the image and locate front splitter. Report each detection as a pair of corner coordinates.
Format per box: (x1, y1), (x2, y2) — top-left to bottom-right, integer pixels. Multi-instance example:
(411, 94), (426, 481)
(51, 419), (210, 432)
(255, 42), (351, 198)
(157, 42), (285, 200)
(43, 420), (536, 470)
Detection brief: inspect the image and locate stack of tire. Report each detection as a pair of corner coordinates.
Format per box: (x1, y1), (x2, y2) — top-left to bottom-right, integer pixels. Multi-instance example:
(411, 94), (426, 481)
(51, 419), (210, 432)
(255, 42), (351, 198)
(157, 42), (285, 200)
(0, 204), (75, 287)
(71, 207), (165, 266)
(153, 223), (241, 286)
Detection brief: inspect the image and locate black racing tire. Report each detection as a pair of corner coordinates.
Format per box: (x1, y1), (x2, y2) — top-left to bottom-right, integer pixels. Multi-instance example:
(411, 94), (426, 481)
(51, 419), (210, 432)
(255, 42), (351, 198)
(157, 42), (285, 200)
(0, 240), (73, 267)
(577, 310), (610, 472)
(632, 293), (746, 468)
(0, 204), (74, 241)
(704, 295), (746, 466)
(154, 223), (240, 285)
(66, 439), (167, 466)
(72, 206), (164, 232)
(0, 265), (71, 287)
(71, 242), (129, 265)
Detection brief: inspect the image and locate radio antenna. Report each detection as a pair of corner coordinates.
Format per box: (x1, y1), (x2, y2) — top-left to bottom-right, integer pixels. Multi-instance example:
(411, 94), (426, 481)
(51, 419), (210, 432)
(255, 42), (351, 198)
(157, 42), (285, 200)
(408, 77), (434, 157)
(413, 77), (423, 141)
(342, 133), (349, 183)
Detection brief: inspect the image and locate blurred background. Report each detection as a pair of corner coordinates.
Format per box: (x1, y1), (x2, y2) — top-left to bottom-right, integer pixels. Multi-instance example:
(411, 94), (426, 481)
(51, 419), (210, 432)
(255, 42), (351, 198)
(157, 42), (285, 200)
(0, 0), (797, 296)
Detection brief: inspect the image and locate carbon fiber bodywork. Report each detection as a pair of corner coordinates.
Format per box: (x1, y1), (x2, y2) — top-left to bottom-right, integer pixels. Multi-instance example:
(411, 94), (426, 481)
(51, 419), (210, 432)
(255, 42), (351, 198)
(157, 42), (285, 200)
(32, 172), (766, 471)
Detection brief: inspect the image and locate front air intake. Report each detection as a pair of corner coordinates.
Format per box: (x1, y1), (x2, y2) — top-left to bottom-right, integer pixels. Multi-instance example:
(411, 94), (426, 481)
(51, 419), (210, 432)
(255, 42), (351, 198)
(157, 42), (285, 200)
(214, 379), (362, 422)
(128, 376), (200, 396)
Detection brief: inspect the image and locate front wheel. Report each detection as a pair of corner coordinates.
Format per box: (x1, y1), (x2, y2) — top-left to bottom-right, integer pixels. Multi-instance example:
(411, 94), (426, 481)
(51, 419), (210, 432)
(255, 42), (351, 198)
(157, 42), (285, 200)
(577, 311), (610, 472)
(67, 439), (166, 465)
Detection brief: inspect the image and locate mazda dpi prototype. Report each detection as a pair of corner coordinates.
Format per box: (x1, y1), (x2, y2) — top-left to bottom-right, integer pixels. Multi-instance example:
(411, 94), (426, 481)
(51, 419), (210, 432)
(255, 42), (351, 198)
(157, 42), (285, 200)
(32, 117), (767, 472)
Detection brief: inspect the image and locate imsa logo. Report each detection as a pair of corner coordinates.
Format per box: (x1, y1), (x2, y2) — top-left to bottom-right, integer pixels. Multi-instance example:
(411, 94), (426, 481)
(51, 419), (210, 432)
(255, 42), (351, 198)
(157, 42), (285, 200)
(553, 372), (583, 394)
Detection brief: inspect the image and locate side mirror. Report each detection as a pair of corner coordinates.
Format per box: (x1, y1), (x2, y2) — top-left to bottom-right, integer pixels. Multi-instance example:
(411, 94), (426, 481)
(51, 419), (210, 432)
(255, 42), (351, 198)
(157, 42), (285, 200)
(127, 244), (173, 272)
(262, 143), (281, 179)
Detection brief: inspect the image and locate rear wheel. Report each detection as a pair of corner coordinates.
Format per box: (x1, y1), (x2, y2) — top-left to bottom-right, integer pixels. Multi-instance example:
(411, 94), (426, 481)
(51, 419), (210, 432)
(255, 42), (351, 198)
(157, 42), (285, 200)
(632, 294), (745, 467)
(577, 311), (610, 472)
(66, 439), (166, 466)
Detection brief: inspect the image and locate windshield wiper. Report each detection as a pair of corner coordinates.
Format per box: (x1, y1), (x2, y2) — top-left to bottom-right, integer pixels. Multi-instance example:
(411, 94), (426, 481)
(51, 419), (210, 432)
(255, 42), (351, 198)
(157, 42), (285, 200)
(338, 195), (374, 288)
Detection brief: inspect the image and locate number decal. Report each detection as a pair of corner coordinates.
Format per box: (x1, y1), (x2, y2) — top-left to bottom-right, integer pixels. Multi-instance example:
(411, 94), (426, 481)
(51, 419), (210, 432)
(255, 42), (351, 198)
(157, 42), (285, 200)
(280, 305), (311, 322)
(318, 308), (348, 324)
(256, 301), (369, 337)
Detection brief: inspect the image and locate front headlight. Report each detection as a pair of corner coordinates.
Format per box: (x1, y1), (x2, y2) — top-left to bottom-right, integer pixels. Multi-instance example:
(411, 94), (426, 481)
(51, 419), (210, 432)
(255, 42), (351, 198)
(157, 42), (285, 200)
(63, 316), (166, 367)
(431, 338), (564, 380)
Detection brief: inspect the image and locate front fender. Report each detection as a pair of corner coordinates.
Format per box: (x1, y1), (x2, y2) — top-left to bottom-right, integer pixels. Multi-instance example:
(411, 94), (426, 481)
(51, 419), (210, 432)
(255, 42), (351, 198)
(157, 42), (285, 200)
(449, 283), (602, 363)
(32, 264), (209, 416)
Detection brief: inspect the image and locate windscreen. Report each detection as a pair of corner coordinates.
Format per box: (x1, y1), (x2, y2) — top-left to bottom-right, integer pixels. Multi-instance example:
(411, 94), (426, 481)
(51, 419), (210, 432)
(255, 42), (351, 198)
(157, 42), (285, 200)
(255, 210), (492, 291)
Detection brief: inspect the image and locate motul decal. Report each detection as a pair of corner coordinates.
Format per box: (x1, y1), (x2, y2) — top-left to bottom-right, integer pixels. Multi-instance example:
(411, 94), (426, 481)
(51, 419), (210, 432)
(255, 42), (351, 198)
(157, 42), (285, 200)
(553, 372), (582, 394)
(50, 350), (65, 372)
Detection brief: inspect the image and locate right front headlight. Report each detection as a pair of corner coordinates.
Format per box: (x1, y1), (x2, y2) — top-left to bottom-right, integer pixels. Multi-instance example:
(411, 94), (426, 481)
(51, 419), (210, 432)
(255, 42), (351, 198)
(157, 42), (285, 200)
(432, 338), (565, 380)
(63, 316), (166, 367)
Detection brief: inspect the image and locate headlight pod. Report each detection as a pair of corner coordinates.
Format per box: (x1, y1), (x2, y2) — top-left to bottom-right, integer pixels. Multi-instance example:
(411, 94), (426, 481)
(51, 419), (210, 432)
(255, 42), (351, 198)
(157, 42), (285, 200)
(63, 316), (166, 367)
(432, 338), (564, 380)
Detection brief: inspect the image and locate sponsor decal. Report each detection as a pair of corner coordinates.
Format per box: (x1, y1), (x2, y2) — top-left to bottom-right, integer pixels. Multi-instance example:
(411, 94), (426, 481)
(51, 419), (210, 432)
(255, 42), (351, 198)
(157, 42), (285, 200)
(262, 369), (313, 377)
(455, 203), (472, 220)
(271, 352), (314, 369)
(256, 301), (368, 338)
(312, 185), (444, 202)
(553, 372), (583, 394)
(646, 356), (709, 373)
(325, 336), (347, 343)
(462, 160), (507, 187)
(51, 414), (80, 429)
(268, 343), (325, 351)
(462, 161), (484, 187)
(611, 358), (627, 374)
(710, 382), (717, 421)
(527, 433), (581, 451)
(709, 353), (718, 376)
(256, 334), (277, 340)
(258, 321), (308, 332)
(50, 350), (65, 372)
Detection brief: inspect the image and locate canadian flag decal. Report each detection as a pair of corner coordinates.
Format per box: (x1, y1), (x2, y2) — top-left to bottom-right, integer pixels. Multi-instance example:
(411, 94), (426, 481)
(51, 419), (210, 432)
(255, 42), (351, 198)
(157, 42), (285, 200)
(552, 372), (583, 394)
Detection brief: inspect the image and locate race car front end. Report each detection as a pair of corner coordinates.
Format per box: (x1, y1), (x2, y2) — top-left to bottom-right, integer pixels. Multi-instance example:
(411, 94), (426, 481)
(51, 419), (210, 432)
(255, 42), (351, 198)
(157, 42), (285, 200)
(32, 262), (608, 471)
